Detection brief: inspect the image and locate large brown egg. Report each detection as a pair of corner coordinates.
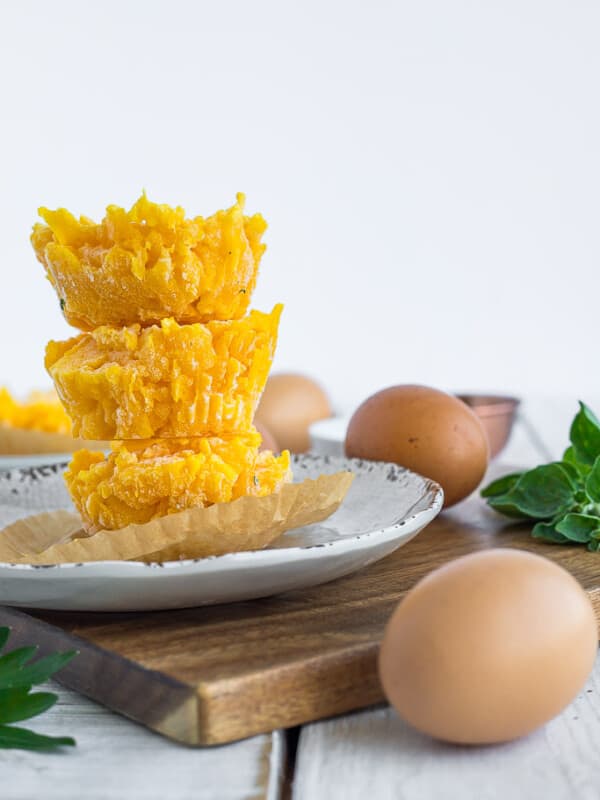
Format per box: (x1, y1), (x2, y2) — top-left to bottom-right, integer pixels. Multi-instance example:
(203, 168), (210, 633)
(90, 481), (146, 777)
(379, 549), (598, 744)
(345, 384), (489, 507)
(255, 373), (332, 453)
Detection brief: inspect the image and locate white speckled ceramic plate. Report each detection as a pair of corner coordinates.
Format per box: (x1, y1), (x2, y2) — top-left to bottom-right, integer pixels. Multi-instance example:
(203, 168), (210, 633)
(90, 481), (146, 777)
(0, 454), (443, 612)
(0, 454), (76, 471)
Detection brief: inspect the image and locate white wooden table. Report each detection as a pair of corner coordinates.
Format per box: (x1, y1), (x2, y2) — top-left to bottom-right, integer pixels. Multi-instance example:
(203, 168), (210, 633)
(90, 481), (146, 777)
(2, 395), (598, 800)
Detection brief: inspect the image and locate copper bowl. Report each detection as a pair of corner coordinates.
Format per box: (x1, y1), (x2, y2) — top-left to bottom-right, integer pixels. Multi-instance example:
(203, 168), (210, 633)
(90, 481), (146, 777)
(456, 394), (520, 459)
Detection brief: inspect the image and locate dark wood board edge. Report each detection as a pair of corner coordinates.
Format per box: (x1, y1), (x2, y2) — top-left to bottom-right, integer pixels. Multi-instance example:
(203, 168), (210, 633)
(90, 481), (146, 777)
(0, 606), (201, 745)
(1, 604), (387, 746)
(200, 642), (384, 744)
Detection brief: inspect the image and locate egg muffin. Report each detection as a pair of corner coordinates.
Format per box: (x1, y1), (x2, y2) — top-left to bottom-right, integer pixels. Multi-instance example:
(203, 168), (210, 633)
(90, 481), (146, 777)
(0, 387), (71, 435)
(32, 192), (266, 330)
(46, 305), (282, 440)
(0, 387), (109, 455)
(65, 433), (291, 533)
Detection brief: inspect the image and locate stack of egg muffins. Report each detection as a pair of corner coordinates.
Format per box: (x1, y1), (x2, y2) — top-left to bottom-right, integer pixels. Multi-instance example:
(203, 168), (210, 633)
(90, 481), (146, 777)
(32, 193), (291, 534)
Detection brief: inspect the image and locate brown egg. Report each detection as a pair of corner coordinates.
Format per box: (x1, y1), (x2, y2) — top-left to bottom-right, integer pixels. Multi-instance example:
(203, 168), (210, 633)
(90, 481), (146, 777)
(255, 373), (332, 453)
(255, 419), (279, 452)
(345, 384), (489, 507)
(379, 549), (598, 744)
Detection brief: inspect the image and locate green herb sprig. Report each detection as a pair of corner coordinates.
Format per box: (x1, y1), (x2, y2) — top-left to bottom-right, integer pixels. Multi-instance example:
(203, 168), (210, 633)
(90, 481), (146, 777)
(0, 626), (77, 750)
(482, 402), (600, 549)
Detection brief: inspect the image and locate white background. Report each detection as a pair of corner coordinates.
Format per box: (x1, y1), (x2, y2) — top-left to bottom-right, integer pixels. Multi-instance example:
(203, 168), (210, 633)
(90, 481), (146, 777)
(1, 0), (598, 415)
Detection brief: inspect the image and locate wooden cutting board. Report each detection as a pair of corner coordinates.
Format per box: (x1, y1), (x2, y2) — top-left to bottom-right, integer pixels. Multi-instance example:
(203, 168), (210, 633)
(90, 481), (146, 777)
(3, 492), (600, 746)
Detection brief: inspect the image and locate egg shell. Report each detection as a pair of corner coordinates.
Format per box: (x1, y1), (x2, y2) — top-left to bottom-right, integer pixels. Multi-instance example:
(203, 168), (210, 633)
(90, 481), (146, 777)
(345, 385), (489, 507)
(378, 548), (598, 744)
(255, 373), (331, 453)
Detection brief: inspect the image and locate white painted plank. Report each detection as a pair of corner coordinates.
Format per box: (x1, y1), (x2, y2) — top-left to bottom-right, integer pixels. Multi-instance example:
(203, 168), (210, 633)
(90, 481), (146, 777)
(293, 654), (600, 800)
(1, 682), (285, 800)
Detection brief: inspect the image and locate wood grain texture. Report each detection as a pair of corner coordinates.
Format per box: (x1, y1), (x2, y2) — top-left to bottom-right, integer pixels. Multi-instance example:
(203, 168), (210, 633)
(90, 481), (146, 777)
(292, 661), (600, 800)
(4, 473), (600, 746)
(0, 681), (285, 800)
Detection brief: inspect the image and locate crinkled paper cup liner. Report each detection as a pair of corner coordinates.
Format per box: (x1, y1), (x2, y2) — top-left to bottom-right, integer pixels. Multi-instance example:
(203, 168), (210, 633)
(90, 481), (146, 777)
(0, 426), (107, 456)
(0, 471), (354, 565)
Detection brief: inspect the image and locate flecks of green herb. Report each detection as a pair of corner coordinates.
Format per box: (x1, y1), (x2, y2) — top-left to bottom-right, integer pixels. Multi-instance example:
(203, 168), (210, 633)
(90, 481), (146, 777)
(0, 626), (77, 750)
(482, 402), (600, 550)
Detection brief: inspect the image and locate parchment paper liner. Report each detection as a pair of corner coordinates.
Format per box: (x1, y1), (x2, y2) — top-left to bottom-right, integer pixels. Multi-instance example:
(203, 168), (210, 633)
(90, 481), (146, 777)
(0, 426), (107, 456)
(0, 471), (354, 565)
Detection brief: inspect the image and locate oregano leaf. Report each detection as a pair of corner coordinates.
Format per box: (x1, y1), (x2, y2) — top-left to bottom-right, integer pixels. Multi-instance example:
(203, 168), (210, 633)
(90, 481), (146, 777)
(563, 446), (591, 477)
(496, 464), (575, 519)
(480, 472), (523, 499)
(585, 456), (600, 503)
(555, 513), (600, 543)
(531, 521), (569, 543)
(482, 401), (600, 552)
(570, 402), (600, 466)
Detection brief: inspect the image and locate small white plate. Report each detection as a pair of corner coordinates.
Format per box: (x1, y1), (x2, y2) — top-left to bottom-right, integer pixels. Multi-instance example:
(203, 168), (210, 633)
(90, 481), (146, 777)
(0, 454), (443, 612)
(309, 417), (349, 456)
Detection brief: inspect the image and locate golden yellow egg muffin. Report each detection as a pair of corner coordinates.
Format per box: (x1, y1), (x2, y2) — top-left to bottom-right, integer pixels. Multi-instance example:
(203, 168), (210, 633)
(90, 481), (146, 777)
(45, 306), (282, 440)
(65, 434), (291, 533)
(0, 387), (72, 434)
(32, 193), (266, 330)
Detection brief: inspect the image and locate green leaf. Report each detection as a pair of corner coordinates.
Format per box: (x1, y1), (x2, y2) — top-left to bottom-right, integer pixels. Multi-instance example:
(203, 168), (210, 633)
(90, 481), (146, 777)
(570, 402), (600, 466)
(588, 537), (600, 551)
(0, 647), (38, 686)
(0, 629), (77, 751)
(563, 446), (592, 476)
(532, 521), (569, 543)
(1, 650), (77, 690)
(481, 472), (524, 499)
(483, 402), (600, 555)
(486, 494), (530, 519)
(555, 513), (600, 543)
(555, 461), (582, 488)
(0, 725), (75, 751)
(0, 689), (57, 724)
(495, 464), (576, 519)
(585, 456), (600, 503)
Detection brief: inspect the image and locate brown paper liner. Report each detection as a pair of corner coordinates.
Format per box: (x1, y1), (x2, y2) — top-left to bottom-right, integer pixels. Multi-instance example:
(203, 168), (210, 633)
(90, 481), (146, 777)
(0, 471), (354, 565)
(0, 426), (107, 456)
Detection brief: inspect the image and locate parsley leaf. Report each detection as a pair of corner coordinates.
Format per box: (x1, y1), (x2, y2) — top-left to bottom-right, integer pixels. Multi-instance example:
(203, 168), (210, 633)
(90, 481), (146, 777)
(0, 627), (77, 750)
